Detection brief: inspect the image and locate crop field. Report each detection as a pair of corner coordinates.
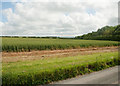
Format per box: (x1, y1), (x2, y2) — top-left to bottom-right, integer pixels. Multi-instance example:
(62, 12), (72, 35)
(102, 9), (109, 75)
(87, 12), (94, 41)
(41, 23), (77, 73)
(2, 37), (118, 52)
(2, 52), (119, 85)
(2, 37), (119, 85)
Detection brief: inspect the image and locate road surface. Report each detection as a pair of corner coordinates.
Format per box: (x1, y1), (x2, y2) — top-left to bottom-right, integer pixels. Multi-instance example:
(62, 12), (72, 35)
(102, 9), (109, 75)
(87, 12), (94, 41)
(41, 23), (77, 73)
(52, 66), (119, 84)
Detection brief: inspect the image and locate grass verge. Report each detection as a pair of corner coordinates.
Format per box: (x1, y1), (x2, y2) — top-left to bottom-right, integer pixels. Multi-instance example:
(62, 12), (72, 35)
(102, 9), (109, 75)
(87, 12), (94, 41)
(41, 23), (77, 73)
(2, 52), (119, 85)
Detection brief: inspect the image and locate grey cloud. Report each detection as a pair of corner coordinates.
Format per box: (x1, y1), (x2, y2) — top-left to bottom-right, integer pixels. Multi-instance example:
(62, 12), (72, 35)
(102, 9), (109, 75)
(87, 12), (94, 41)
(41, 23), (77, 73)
(107, 17), (118, 26)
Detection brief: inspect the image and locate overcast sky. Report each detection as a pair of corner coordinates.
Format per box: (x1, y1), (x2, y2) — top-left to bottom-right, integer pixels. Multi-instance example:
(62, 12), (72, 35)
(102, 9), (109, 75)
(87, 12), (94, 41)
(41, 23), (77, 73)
(0, 0), (119, 37)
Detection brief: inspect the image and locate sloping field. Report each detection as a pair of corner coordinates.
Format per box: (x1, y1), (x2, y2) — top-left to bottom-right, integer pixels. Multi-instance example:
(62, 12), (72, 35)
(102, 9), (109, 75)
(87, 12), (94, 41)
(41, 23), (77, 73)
(2, 38), (118, 52)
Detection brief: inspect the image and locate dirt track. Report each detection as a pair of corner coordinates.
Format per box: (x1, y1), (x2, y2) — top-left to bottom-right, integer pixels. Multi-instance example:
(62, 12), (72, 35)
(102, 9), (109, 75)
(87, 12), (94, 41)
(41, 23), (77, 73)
(2, 46), (118, 63)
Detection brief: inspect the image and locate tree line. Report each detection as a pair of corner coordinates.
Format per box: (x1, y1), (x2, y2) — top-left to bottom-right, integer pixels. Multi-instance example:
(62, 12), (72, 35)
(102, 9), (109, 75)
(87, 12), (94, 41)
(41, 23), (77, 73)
(75, 25), (120, 41)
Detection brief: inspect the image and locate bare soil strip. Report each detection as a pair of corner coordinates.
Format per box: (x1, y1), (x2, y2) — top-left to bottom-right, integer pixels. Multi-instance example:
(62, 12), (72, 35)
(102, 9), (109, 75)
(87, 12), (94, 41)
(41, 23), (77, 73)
(2, 46), (118, 63)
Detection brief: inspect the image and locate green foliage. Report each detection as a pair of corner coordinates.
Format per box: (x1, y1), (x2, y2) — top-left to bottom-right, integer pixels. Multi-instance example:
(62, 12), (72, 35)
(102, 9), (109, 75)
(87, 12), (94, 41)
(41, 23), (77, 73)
(2, 52), (119, 85)
(75, 25), (120, 41)
(2, 38), (118, 52)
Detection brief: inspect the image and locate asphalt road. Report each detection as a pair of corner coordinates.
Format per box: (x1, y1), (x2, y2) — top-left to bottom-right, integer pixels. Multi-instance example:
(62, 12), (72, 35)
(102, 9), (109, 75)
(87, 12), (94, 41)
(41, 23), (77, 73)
(52, 66), (119, 84)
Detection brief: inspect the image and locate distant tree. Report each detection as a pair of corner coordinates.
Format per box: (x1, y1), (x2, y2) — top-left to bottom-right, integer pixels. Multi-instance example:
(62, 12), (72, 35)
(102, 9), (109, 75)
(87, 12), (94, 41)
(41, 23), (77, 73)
(75, 25), (120, 41)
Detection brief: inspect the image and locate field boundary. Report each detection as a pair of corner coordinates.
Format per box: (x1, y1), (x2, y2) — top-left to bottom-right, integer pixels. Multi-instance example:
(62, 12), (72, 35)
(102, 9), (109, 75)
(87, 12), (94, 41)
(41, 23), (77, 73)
(2, 46), (118, 63)
(2, 57), (120, 85)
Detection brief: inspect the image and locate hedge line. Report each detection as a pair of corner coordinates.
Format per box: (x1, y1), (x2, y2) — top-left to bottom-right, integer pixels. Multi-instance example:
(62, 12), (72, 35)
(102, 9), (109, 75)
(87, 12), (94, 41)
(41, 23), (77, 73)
(2, 57), (120, 85)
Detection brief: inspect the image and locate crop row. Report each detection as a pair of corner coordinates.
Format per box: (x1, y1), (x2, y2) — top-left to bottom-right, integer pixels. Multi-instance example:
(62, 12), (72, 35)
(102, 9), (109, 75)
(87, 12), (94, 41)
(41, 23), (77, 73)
(2, 38), (118, 52)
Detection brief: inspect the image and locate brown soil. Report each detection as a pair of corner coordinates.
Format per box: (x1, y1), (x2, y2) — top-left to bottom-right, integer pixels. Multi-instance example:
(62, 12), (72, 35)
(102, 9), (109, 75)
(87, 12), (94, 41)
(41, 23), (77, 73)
(2, 46), (118, 63)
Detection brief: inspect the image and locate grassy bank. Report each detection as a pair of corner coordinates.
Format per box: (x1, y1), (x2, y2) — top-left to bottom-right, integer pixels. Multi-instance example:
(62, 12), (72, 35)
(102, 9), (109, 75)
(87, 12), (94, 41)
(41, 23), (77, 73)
(2, 52), (119, 85)
(2, 38), (118, 52)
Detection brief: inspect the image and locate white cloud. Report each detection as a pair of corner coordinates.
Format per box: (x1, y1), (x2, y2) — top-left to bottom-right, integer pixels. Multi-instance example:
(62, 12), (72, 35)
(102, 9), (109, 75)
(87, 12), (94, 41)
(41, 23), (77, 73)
(0, 22), (4, 35)
(1, 1), (118, 37)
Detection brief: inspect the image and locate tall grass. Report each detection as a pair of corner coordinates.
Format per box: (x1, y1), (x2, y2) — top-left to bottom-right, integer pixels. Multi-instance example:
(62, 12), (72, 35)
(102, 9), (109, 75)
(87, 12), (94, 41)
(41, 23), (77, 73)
(2, 38), (118, 52)
(2, 52), (119, 85)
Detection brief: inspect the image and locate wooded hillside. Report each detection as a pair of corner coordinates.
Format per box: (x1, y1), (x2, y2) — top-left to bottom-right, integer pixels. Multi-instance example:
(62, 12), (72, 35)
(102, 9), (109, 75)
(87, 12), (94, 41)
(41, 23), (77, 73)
(75, 25), (120, 41)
